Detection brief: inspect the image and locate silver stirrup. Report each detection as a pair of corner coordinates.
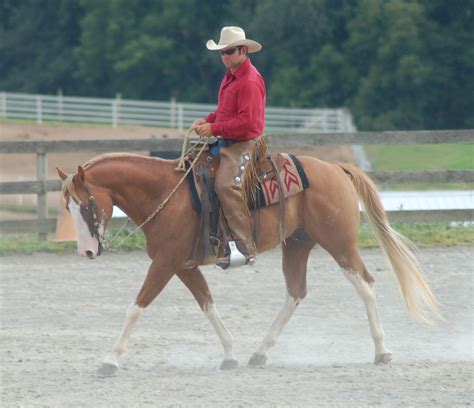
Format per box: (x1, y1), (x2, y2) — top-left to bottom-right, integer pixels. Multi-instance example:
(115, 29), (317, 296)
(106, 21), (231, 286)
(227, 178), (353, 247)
(227, 241), (246, 268)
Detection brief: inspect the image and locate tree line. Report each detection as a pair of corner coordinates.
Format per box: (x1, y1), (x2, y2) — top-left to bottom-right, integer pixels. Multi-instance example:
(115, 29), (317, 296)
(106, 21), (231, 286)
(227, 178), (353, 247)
(1, 0), (472, 130)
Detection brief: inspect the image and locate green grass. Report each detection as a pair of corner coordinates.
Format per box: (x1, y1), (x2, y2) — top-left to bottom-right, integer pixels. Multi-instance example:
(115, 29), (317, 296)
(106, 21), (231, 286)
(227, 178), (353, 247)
(1, 223), (472, 255)
(365, 143), (474, 190)
(358, 222), (474, 248)
(0, 234), (77, 255)
(365, 144), (473, 171)
(0, 229), (147, 256)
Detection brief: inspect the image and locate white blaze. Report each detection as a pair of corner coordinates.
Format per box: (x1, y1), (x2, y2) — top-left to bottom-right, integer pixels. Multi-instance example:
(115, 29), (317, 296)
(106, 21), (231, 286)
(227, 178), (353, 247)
(68, 199), (100, 258)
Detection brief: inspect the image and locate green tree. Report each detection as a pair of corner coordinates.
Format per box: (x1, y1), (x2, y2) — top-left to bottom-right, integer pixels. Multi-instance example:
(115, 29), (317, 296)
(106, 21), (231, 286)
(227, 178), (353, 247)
(345, 0), (473, 130)
(421, 0), (474, 128)
(75, 0), (228, 101)
(347, 0), (432, 130)
(227, 0), (358, 107)
(0, 0), (83, 94)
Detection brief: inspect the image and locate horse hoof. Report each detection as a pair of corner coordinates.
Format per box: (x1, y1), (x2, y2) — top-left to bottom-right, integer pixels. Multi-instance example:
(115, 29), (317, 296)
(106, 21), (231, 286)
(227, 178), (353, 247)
(374, 353), (392, 365)
(220, 358), (239, 370)
(248, 352), (267, 367)
(97, 362), (119, 377)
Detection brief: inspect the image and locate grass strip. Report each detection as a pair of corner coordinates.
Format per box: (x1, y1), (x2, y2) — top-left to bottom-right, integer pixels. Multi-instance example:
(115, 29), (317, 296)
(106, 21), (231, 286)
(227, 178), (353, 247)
(0, 222), (472, 256)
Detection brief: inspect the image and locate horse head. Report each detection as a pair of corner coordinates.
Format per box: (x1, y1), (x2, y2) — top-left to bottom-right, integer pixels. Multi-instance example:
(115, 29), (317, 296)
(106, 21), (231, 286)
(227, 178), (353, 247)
(57, 166), (113, 259)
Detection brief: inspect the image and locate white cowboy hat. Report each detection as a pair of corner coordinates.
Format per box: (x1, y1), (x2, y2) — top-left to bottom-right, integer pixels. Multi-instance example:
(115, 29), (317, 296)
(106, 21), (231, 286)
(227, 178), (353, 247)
(206, 26), (262, 53)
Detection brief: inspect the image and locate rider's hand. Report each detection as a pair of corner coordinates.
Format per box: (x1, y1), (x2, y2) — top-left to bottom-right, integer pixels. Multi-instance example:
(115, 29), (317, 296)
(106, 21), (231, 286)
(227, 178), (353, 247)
(192, 119), (206, 128)
(196, 123), (213, 138)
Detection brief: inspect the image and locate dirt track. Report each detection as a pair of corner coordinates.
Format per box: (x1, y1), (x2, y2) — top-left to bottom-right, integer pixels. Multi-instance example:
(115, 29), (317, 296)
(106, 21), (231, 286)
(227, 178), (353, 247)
(1, 246), (472, 407)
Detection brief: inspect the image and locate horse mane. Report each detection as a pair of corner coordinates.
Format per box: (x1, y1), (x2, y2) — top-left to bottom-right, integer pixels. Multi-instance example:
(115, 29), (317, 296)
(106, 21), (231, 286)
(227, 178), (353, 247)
(83, 153), (176, 170)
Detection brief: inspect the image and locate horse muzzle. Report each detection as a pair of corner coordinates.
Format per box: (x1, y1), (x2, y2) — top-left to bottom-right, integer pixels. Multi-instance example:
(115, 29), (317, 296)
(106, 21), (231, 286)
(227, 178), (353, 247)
(79, 238), (103, 259)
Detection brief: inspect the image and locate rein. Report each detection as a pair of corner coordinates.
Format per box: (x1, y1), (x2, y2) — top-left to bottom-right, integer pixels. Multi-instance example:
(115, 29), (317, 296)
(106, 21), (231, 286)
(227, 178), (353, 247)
(106, 127), (207, 250)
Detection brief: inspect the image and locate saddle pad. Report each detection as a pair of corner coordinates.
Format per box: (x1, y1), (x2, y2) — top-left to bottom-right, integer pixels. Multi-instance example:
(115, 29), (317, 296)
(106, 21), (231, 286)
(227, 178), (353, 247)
(186, 153), (309, 213)
(251, 153), (309, 209)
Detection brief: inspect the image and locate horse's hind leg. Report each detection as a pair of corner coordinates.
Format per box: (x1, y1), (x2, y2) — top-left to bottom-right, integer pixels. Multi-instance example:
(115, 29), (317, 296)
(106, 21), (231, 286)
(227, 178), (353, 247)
(336, 247), (392, 364)
(176, 267), (238, 370)
(98, 260), (175, 377)
(249, 237), (314, 367)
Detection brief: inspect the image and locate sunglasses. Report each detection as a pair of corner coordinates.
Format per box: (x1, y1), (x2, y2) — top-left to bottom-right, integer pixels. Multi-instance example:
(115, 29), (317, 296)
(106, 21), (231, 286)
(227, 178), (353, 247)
(220, 46), (243, 56)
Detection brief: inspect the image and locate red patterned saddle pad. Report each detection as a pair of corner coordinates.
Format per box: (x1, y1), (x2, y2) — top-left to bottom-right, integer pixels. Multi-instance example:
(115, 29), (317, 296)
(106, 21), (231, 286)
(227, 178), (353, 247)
(251, 153), (309, 209)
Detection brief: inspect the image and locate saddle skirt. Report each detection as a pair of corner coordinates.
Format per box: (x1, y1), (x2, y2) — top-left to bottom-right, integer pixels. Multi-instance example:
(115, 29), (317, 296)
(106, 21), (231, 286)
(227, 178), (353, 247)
(187, 151), (309, 213)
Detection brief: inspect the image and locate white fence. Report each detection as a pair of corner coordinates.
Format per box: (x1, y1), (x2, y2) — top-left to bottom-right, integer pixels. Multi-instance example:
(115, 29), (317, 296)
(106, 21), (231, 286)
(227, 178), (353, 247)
(0, 91), (355, 133)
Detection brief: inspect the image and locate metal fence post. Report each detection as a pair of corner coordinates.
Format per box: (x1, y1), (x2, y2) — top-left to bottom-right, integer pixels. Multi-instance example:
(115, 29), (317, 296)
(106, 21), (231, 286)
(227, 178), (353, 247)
(336, 109), (343, 132)
(111, 100), (117, 127)
(36, 95), (43, 124)
(0, 92), (6, 118)
(322, 110), (329, 132)
(112, 93), (121, 128)
(57, 89), (63, 122)
(170, 97), (176, 129)
(177, 104), (183, 133)
(36, 149), (48, 241)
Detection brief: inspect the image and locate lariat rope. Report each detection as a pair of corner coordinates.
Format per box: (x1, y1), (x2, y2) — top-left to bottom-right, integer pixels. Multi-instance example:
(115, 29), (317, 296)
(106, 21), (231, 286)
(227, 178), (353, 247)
(175, 125), (195, 172)
(106, 126), (207, 250)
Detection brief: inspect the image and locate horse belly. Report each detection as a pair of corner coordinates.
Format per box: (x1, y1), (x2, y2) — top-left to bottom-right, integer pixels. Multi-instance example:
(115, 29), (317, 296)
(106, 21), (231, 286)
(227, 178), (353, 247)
(253, 193), (305, 253)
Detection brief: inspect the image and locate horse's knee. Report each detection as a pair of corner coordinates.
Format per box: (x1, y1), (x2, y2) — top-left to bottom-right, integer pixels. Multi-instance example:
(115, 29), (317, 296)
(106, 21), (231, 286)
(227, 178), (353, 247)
(287, 285), (307, 302)
(136, 287), (163, 308)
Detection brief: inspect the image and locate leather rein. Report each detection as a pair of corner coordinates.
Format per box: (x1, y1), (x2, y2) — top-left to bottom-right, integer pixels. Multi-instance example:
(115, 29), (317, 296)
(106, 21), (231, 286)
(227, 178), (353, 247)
(106, 127), (206, 250)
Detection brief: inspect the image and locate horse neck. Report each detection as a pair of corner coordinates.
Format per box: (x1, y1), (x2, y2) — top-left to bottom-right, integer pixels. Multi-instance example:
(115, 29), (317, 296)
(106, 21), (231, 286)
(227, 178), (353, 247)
(86, 156), (178, 223)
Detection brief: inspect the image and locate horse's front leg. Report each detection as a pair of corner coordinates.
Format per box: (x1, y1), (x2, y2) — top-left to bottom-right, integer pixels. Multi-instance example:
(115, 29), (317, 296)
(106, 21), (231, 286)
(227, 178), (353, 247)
(176, 267), (238, 370)
(98, 260), (175, 377)
(249, 238), (313, 367)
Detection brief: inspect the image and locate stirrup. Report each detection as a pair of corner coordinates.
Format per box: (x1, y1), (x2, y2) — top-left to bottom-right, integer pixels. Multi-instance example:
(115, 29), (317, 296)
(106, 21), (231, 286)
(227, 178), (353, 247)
(216, 241), (255, 270)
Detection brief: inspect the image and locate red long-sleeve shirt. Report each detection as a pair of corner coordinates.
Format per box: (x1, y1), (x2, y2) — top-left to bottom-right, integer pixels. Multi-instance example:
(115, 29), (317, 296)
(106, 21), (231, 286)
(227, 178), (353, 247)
(205, 58), (266, 142)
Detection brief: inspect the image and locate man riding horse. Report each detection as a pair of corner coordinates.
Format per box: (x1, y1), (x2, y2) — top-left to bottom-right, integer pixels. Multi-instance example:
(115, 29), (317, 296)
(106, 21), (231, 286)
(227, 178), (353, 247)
(193, 26), (266, 269)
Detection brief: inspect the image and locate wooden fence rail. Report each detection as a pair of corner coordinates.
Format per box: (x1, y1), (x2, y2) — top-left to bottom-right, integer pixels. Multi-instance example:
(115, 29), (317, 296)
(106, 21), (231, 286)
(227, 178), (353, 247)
(1, 130), (473, 238)
(0, 129), (473, 154)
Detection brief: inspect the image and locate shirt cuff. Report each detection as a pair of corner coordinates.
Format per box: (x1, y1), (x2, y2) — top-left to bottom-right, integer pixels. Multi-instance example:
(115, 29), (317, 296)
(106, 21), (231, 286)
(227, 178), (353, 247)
(210, 122), (221, 136)
(205, 112), (216, 123)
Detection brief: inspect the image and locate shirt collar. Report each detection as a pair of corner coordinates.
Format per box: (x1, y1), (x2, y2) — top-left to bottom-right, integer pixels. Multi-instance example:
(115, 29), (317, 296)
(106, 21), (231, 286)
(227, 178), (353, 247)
(229, 57), (251, 80)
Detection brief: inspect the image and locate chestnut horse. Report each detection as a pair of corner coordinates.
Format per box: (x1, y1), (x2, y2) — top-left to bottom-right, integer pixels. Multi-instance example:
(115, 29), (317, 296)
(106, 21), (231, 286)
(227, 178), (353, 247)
(56, 152), (439, 376)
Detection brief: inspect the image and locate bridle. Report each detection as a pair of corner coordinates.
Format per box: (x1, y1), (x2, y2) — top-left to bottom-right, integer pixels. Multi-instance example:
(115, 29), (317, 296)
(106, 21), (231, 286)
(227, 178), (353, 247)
(66, 183), (105, 255)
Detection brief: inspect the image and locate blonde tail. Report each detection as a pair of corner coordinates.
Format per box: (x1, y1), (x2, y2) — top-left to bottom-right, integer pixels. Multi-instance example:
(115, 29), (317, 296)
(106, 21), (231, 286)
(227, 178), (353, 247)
(339, 163), (441, 324)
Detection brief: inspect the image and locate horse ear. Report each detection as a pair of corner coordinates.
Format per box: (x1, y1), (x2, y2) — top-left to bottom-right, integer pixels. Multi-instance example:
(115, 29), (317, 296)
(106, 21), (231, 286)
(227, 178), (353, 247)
(56, 167), (68, 181)
(77, 166), (86, 183)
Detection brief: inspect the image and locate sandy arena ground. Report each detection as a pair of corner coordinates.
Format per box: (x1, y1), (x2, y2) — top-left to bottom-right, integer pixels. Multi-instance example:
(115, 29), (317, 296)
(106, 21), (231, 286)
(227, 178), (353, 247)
(1, 246), (472, 407)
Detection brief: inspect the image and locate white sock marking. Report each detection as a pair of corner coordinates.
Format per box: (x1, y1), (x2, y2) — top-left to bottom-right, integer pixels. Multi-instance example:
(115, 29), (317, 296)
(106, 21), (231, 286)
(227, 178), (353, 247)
(341, 268), (390, 355)
(256, 293), (301, 354)
(103, 304), (143, 367)
(203, 303), (236, 361)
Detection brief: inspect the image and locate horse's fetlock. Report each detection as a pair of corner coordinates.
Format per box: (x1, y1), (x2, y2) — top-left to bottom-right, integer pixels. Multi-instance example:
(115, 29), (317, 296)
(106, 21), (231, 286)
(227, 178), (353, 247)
(265, 339), (276, 348)
(113, 342), (126, 355)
